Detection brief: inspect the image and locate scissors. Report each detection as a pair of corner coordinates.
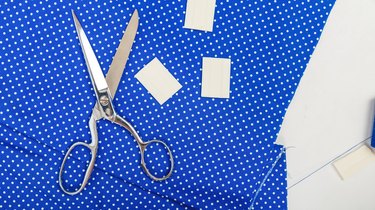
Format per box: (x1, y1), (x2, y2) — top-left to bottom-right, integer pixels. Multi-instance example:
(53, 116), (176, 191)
(59, 10), (174, 195)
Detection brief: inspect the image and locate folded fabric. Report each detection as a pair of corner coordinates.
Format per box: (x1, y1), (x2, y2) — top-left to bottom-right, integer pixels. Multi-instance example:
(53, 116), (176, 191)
(0, 0), (335, 209)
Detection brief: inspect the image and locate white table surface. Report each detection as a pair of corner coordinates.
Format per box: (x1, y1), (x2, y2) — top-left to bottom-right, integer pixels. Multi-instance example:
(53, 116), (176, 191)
(276, 0), (375, 209)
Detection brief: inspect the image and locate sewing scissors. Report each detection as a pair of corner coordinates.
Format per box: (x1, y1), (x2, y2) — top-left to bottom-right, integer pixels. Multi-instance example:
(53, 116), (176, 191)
(59, 10), (174, 195)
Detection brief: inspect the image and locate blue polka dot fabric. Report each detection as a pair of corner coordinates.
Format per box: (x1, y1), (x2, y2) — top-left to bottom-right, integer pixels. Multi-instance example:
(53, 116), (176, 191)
(0, 0), (335, 209)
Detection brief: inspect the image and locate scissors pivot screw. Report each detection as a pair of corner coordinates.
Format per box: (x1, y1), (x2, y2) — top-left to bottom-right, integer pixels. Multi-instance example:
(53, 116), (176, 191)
(100, 95), (109, 106)
(105, 107), (113, 116)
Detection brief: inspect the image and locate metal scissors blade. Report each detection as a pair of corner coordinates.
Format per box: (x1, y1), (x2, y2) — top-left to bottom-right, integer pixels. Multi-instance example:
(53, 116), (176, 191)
(106, 10), (139, 98)
(72, 9), (139, 120)
(71, 10), (108, 98)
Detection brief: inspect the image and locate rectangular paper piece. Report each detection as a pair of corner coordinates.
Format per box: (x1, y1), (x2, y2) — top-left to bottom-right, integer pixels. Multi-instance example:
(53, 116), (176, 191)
(333, 145), (375, 180)
(135, 58), (182, 105)
(201, 57), (231, 98)
(184, 0), (216, 32)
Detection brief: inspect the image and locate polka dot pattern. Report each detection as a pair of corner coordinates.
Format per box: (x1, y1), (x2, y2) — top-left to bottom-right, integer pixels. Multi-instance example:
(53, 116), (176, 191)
(0, 0), (335, 209)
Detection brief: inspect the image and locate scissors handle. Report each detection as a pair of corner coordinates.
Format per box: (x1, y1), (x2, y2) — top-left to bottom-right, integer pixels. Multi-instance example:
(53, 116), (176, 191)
(114, 115), (174, 181)
(59, 115), (98, 195)
(139, 140), (174, 181)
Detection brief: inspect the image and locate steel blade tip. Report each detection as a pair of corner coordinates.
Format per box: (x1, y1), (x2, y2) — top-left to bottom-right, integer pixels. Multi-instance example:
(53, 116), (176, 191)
(133, 9), (138, 18)
(71, 9), (77, 19)
(71, 10), (80, 29)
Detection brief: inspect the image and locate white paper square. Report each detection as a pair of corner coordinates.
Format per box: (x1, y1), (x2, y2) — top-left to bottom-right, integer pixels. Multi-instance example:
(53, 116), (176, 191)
(333, 145), (375, 180)
(184, 0), (216, 32)
(201, 57), (231, 98)
(135, 58), (182, 105)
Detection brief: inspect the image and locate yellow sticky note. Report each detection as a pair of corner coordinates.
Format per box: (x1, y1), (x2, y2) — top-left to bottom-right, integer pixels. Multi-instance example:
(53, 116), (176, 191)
(201, 57), (231, 98)
(135, 58), (182, 105)
(184, 0), (216, 32)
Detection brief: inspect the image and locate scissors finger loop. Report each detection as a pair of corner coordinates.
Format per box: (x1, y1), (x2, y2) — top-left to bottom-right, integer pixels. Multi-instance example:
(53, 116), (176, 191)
(59, 141), (98, 195)
(140, 140), (174, 181)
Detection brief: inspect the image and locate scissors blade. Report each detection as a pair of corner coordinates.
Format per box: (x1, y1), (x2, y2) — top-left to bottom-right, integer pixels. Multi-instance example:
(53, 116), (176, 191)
(72, 10), (109, 96)
(106, 9), (139, 98)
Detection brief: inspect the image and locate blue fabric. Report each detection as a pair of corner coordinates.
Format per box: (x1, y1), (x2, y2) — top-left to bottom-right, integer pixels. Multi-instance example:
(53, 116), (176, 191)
(0, 0), (334, 209)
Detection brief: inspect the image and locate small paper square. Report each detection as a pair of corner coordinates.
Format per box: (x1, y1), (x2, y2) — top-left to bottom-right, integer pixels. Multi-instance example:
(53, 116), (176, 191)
(333, 145), (375, 180)
(184, 0), (216, 32)
(135, 58), (182, 105)
(201, 57), (231, 98)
